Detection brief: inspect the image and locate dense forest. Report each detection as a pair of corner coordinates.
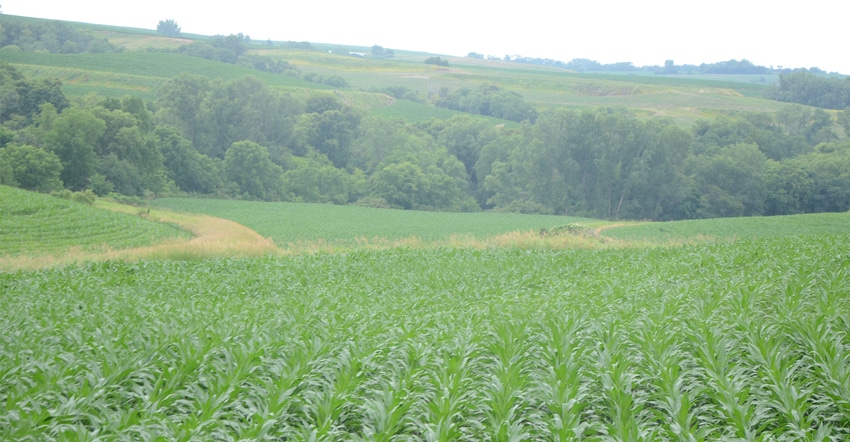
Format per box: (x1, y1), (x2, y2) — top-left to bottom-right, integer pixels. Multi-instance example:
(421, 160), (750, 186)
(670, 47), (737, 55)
(2, 59), (849, 220)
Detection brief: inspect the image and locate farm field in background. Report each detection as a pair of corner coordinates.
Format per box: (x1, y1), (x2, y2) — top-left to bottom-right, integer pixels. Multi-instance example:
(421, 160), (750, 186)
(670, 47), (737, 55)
(602, 211), (850, 241)
(152, 197), (602, 247)
(2, 234), (848, 439)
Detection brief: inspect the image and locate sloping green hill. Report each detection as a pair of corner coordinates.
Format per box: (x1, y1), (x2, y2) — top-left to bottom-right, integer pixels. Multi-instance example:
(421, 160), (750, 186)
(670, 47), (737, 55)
(0, 186), (189, 256)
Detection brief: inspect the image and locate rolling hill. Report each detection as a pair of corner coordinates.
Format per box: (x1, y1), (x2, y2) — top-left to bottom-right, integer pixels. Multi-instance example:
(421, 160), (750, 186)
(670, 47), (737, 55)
(0, 14), (793, 126)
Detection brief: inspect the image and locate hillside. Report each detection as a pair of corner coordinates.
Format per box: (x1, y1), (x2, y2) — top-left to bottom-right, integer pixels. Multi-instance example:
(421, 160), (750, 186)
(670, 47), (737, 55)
(0, 185), (189, 257)
(0, 14), (791, 126)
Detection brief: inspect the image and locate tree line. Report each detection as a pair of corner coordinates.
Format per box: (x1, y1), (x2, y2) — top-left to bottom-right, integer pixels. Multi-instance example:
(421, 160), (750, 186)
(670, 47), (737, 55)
(768, 70), (850, 110)
(0, 19), (121, 53)
(488, 55), (840, 77)
(2, 63), (849, 220)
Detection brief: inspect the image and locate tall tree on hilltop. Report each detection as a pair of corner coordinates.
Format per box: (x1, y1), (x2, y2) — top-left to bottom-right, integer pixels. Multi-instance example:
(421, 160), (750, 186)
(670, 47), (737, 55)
(156, 19), (181, 36)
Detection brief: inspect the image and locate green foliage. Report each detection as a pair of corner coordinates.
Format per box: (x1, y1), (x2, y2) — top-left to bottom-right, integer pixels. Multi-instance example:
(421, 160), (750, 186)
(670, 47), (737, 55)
(769, 70), (850, 109)
(424, 56), (449, 67)
(763, 160), (814, 215)
(3, 36), (850, 220)
(281, 155), (366, 204)
(176, 33), (250, 64)
(370, 45), (394, 58)
(0, 19), (121, 53)
(224, 140), (284, 200)
(369, 86), (424, 103)
(238, 54), (299, 75)
(295, 97), (361, 168)
(435, 115), (498, 189)
(154, 126), (222, 194)
(434, 84), (537, 123)
(791, 142), (850, 212)
(685, 143), (769, 218)
(43, 106), (106, 190)
(371, 161), (429, 209)
(50, 188), (96, 205)
(301, 72), (349, 88)
(0, 62), (69, 124)
(157, 75), (301, 158)
(0, 143), (63, 192)
(156, 19), (181, 36)
(839, 107), (850, 137)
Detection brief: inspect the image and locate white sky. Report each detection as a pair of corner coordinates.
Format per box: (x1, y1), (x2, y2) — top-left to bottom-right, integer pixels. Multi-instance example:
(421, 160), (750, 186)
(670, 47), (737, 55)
(2, 0), (847, 74)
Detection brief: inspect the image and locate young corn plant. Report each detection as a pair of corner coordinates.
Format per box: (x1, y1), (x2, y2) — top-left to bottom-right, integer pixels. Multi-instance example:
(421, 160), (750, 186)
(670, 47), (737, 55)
(790, 316), (850, 437)
(692, 323), (769, 440)
(358, 341), (430, 441)
(420, 337), (482, 442)
(740, 320), (826, 440)
(532, 315), (597, 441)
(633, 314), (712, 442)
(481, 319), (536, 442)
(593, 318), (657, 442)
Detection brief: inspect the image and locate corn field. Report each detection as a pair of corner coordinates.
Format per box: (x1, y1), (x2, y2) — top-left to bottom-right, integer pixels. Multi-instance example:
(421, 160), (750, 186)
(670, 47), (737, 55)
(1, 235), (849, 440)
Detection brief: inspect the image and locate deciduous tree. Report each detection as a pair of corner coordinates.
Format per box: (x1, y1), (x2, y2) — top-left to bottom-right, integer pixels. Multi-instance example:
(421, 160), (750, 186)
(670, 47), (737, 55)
(0, 144), (63, 192)
(224, 140), (284, 200)
(43, 107), (105, 190)
(156, 19), (181, 36)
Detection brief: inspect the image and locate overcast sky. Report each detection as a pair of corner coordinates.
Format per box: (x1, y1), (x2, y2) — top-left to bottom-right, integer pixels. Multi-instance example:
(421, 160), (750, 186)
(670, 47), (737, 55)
(3, 0), (847, 74)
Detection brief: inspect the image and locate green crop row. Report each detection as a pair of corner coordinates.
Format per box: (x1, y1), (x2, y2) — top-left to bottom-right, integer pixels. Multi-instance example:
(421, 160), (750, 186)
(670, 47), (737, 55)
(0, 186), (189, 256)
(1, 234), (848, 439)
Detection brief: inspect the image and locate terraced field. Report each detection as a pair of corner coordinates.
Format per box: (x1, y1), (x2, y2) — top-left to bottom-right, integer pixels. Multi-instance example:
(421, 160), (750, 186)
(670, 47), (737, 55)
(0, 186), (189, 257)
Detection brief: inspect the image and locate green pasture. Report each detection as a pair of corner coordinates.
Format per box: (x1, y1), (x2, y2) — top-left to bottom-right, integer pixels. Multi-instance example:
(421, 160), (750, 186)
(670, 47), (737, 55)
(0, 186), (188, 257)
(601, 211), (850, 241)
(151, 198), (598, 245)
(2, 234), (848, 439)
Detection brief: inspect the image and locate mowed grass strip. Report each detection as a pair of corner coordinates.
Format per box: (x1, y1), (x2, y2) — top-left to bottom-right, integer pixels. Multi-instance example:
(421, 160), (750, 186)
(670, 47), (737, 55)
(0, 186), (189, 257)
(152, 198), (602, 246)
